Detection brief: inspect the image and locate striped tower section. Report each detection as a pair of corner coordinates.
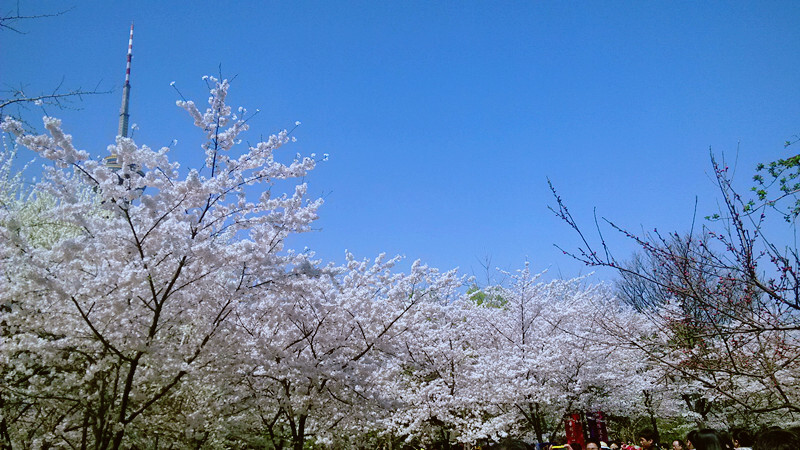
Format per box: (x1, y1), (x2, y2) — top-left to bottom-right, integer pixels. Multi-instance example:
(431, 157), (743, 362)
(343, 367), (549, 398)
(107, 23), (134, 169)
(118, 22), (134, 138)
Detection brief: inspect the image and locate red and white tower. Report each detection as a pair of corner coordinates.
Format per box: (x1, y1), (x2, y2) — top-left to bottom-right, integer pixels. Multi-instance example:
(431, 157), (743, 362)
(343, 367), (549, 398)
(118, 22), (134, 138)
(106, 23), (134, 170)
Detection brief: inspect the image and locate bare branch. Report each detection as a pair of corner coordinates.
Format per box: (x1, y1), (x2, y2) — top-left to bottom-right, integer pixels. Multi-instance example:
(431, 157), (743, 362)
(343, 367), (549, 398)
(0, 5), (74, 34)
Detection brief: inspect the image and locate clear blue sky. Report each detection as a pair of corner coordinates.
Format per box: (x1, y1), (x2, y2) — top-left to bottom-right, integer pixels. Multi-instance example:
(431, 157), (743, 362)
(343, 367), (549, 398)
(3, 1), (799, 281)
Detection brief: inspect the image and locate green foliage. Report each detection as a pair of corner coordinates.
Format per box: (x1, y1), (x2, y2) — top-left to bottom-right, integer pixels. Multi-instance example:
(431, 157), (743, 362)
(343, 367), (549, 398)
(751, 137), (800, 221)
(0, 135), (96, 248)
(466, 284), (506, 308)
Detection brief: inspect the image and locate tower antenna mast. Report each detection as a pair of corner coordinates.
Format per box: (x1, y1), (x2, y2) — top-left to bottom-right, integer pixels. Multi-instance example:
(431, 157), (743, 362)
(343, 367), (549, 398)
(118, 22), (134, 138)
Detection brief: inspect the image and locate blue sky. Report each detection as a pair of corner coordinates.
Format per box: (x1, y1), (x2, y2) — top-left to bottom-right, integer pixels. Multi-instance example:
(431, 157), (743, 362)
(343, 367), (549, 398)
(3, 1), (799, 282)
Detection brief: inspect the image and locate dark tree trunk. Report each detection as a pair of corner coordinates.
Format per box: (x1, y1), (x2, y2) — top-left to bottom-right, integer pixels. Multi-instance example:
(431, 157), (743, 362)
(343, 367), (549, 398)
(643, 390), (661, 443)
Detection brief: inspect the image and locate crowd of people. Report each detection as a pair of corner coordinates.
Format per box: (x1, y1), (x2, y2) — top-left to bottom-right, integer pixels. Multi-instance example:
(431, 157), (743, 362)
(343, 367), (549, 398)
(536, 427), (800, 450)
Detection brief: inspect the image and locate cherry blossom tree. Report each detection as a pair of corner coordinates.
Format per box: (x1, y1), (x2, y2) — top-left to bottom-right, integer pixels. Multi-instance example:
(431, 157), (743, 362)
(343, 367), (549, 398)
(382, 265), (649, 447)
(383, 292), (493, 446)
(231, 254), (462, 450)
(0, 76), (321, 449)
(476, 265), (648, 444)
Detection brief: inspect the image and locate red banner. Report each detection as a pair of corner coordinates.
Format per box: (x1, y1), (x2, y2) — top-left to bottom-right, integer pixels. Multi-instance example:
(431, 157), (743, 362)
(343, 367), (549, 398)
(565, 413), (585, 446)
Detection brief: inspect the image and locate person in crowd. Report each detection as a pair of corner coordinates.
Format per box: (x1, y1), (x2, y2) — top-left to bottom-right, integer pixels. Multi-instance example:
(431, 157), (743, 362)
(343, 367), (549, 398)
(607, 440), (621, 450)
(731, 428), (753, 450)
(690, 429), (724, 450)
(673, 439), (685, 450)
(686, 430), (699, 450)
(717, 430), (734, 450)
(585, 439), (601, 450)
(549, 440), (572, 450)
(638, 429), (659, 450)
(753, 428), (800, 450)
